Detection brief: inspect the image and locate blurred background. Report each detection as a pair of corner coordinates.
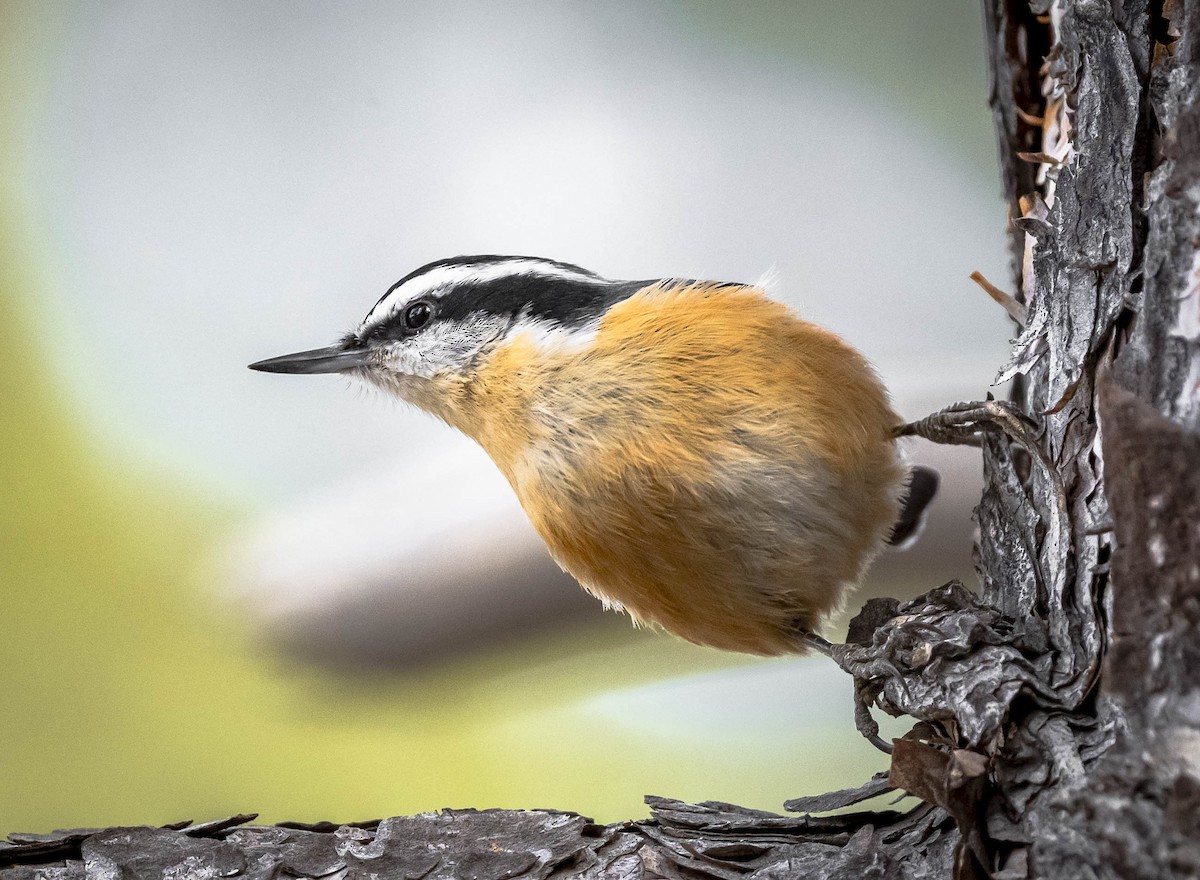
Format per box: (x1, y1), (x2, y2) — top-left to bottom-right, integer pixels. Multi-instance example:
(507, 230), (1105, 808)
(0, 1), (1011, 834)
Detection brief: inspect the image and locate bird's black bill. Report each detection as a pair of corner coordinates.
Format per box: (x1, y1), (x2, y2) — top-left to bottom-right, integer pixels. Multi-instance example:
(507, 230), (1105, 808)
(248, 345), (371, 374)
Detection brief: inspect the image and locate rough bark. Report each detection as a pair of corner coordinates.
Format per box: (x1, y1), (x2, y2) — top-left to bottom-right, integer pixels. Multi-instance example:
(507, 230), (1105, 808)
(4, 2), (1199, 877)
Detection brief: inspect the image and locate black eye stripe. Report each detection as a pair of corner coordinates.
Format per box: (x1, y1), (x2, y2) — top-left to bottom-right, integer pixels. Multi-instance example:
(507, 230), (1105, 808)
(428, 277), (648, 327)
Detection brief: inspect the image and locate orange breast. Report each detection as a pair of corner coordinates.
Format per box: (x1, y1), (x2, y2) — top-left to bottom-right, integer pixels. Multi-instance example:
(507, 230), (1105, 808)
(449, 283), (905, 655)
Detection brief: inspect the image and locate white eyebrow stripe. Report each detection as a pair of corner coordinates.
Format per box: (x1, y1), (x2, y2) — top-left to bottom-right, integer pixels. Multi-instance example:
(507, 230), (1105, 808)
(361, 259), (605, 330)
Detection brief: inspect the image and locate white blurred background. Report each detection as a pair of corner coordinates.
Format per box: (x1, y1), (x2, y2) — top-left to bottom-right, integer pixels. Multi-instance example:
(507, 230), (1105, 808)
(2, 0), (1011, 833)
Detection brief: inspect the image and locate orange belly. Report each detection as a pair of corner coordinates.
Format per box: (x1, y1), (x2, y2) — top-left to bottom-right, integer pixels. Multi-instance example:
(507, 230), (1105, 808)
(451, 282), (906, 655)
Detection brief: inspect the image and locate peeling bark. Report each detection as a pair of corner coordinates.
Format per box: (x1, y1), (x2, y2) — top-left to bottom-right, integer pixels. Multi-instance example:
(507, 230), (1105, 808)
(4, 2), (1199, 877)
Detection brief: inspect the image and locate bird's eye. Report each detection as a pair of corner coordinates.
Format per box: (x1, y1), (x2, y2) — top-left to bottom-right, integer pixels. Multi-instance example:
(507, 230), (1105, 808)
(403, 301), (433, 331)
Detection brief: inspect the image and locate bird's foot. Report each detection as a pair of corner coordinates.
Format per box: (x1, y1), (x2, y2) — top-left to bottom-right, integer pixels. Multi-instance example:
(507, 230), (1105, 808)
(797, 628), (893, 755)
(798, 629), (835, 658)
(897, 396), (1068, 522)
(895, 397), (1038, 449)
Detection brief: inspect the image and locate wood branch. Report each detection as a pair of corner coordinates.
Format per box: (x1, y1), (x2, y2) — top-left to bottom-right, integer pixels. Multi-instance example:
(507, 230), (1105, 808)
(5, 2), (1200, 878)
(0, 799), (960, 880)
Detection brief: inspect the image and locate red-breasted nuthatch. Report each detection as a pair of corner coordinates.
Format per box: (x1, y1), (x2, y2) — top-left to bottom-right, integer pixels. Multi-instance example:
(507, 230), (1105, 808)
(250, 256), (937, 656)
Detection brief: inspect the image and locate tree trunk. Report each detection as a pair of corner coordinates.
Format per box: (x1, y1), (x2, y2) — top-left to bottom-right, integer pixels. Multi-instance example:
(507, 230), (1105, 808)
(3, 2), (1199, 878)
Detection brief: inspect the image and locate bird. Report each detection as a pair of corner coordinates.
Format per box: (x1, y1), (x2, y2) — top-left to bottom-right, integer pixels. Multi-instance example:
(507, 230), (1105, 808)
(250, 255), (938, 657)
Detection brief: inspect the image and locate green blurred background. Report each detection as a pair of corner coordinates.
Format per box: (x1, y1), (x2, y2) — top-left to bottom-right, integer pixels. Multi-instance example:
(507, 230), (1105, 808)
(1, 1), (1009, 834)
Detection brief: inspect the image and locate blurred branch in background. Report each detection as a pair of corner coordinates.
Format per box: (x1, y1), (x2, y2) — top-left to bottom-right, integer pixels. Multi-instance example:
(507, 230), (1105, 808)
(225, 442), (982, 669)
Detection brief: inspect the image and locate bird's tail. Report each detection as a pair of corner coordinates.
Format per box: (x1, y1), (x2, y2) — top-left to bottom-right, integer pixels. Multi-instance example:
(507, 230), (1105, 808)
(887, 465), (939, 549)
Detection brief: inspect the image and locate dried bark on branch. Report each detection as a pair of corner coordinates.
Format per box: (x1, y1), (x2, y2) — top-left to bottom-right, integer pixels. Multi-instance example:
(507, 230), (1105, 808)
(4, 2), (1199, 877)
